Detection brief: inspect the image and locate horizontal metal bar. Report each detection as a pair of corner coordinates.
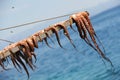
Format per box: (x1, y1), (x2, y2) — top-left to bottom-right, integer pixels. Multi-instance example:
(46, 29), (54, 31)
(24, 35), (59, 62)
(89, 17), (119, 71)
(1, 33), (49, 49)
(0, 19), (74, 59)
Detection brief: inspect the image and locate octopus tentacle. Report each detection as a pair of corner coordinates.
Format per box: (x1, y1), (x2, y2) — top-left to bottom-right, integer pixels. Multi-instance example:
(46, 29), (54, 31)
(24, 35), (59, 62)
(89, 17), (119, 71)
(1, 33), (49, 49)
(26, 38), (37, 62)
(38, 35), (45, 46)
(70, 14), (85, 39)
(93, 33), (106, 53)
(80, 15), (97, 50)
(52, 26), (64, 49)
(82, 11), (94, 32)
(31, 35), (38, 48)
(17, 50), (27, 63)
(8, 45), (31, 78)
(77, 15), (87, 39)
(42, 30), (53, 48)
(44, 31), (55, 44)
(18, 49), (36, 70)
(55, 24), (76, 49)
(17, 40), (35, 70)
(75, 14), (98, 51)
(38, 34), (43, 42)
(9, 50), (22, 73)
(36, 30), (45, 46)
(81, 14), (113, 67)
(80, 15), (101, 50)
(18, 41), (31, 59)
(0, 58), (8, 70)
(78, 15), (107, 65)
(26, 38), (35, 52)
(0, 52), (10, 66)
(0, 44), (19, 70)
(35, 31), (44, 46)
(72, 14), (100, 52)
(70, 12), (113, 67)
(31, 52), (37, 63)
(45, 26), (64, 49)
(43, 37), (53, 48)
(77, 15), (98, 51)
(81, 15), (102, 50)
(0, 52), (6, 69)
(82, 11), (105, 52)
(21, 47), (34, 70)
(15, 51), (30, 79)
(69, 17), (76, 32)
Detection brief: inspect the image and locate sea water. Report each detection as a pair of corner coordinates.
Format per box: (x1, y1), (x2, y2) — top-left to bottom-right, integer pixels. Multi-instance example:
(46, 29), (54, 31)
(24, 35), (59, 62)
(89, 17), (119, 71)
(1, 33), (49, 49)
(0, 6), (120, 80)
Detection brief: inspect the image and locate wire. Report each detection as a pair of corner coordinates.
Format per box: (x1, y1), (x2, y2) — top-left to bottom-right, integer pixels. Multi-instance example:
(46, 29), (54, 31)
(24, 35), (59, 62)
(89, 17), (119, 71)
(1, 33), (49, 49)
(0, 39), (14, 43)
(0, 12), (76, 31)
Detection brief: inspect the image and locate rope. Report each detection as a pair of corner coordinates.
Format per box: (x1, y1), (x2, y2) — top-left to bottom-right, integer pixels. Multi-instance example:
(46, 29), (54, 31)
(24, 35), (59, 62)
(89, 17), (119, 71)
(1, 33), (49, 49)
(0, 12), (76, 31)
(0, 39), (14, 43)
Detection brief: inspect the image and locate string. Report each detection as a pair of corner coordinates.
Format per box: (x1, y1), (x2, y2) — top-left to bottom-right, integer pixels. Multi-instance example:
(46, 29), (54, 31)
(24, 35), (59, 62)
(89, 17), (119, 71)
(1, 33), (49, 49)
(0, 12), (77, 31)
(0, 39), (14, 43)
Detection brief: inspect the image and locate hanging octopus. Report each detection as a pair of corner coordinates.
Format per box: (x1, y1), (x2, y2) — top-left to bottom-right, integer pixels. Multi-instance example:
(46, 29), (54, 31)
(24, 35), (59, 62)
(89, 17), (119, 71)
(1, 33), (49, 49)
(43, 30), (54, 48)
(33, 30), (52, 48)
(0, 35), (39, 79)
(0, 51), (9, 70)
(44, 26), (64, 49)
(0, 43), (18, 70)
(0, 11), (114, 79)
(54, 23), (76, 49)
(69, 11), (113, 67)
(44, 29), (55, 48)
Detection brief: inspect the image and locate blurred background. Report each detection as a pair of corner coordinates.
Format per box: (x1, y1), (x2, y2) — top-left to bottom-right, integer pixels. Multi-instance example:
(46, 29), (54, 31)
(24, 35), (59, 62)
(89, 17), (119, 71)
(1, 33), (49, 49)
(0, 0), (120, 80)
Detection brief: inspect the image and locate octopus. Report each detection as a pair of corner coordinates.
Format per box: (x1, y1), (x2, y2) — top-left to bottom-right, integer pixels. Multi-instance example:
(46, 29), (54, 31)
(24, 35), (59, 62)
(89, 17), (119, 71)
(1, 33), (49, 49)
(0, 11), (114, 79)
(17, 36), (38, 78)
(0, 43), (18, 70)
(69, 11), (113, 67)
(44, 26), (64, 49)
(31, 35), (39, 48)
(0, 35), (39, 79)
(34, 30), (52, 48)
(69, 19), (76, 32)
(54, 23), (76, 49)
(0, 51), (9, 70)
(16, 39), (37, 73)
(44, 31), (55, 45)
(43, 30), (54, 48)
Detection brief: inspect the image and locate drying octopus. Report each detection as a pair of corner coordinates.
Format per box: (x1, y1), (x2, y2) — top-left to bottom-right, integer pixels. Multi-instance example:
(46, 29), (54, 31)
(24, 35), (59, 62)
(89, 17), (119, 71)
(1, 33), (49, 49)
(43, 23), (77, 49)
(0, 11), (114, 79)
(33, 30), (54, 48)
(0, 34), (39, 79)
(69, 11), (113, 67)
(44, 26), (64, 48)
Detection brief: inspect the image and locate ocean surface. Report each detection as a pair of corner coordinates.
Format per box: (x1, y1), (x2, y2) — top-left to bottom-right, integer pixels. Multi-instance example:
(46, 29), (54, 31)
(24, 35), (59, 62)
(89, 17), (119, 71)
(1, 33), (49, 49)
(0, 6), (120, 80)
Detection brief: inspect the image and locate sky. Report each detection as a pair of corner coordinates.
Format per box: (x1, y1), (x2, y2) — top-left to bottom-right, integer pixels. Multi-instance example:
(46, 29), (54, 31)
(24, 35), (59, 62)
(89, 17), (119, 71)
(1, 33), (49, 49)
(0, 0), (119, 49)
(0, 0), (119, 28)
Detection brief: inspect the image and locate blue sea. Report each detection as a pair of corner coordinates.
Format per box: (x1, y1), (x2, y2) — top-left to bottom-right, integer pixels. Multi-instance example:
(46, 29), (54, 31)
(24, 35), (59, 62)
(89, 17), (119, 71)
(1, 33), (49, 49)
(0, 6), (120, 80)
